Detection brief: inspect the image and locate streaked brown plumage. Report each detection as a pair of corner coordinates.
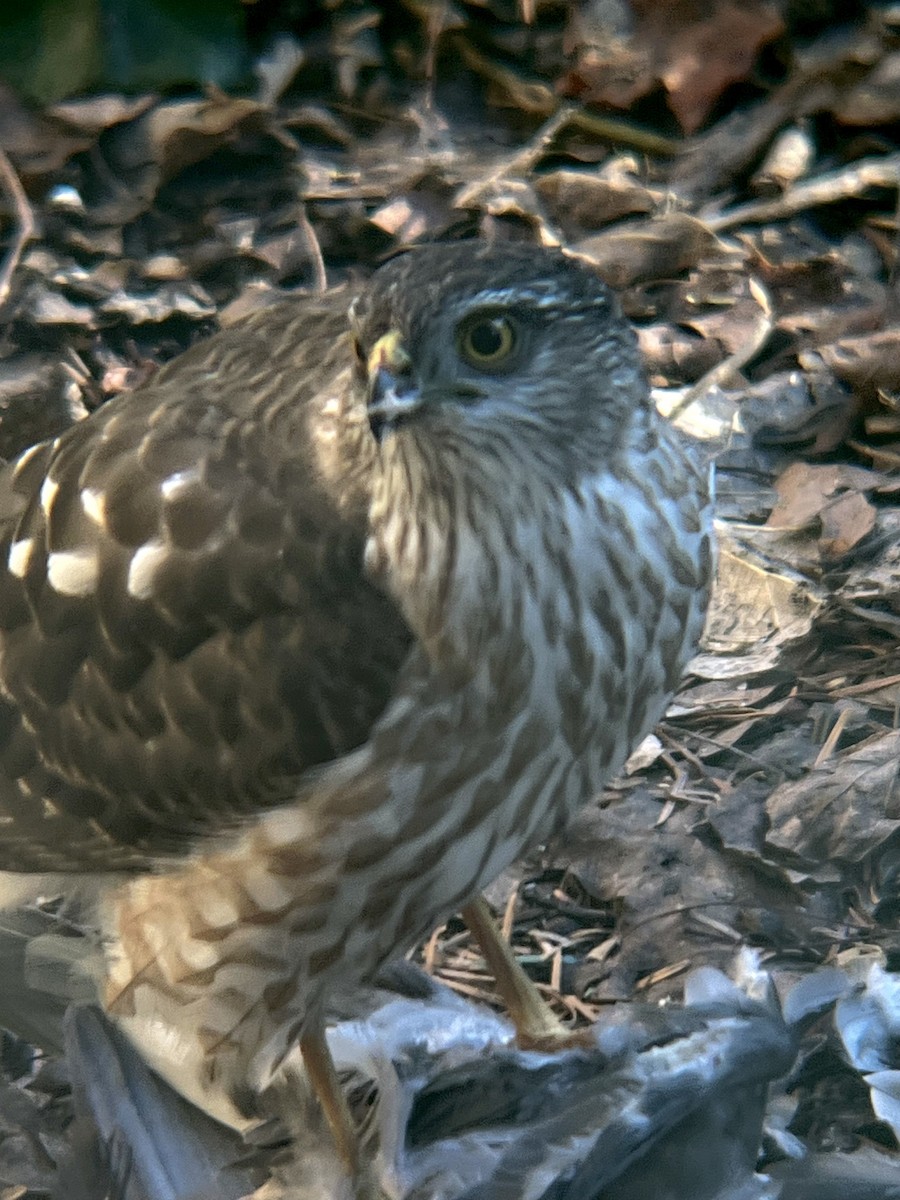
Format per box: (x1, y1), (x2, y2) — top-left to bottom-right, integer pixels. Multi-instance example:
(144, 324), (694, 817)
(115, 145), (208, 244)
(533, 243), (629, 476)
(0, 241), (712, 1189)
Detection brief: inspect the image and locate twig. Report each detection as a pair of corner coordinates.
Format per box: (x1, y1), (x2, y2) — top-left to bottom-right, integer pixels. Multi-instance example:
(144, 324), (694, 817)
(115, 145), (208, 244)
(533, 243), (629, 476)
(297, 206), (327, 293)
(635, 958), (692, 989)
(826, 669), (900, 698)
(666, 275), (774, 420)
(0, 146), (35, 313)
(705, 152), (900, 233)
(457, 103), (678, 220)
(454, 105), (576, 220)
(501, 889), (517, 941)
(569, 108), (681, 159)
(812, 706), (852, 767)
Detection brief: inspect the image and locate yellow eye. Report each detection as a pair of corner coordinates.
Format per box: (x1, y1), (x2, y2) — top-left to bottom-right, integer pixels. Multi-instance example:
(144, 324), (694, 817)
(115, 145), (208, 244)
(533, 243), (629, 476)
(458, 315), (518, 369)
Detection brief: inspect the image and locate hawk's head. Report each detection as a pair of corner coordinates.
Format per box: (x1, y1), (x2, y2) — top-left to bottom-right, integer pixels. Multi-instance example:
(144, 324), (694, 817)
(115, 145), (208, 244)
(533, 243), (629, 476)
(349, 242), (649, 478)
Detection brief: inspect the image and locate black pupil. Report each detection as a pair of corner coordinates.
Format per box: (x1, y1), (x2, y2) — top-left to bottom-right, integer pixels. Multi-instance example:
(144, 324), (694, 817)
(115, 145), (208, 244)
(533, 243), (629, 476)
(470, 320), (505, 357)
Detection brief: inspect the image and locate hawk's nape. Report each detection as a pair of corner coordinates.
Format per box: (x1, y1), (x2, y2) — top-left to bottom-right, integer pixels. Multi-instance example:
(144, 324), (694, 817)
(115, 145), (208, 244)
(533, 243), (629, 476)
(0, 240), (713, 1197)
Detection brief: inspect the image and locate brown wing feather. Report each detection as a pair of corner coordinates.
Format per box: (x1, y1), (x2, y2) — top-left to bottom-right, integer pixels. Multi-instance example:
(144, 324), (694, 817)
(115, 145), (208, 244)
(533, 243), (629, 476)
(0, 295), (412, 871)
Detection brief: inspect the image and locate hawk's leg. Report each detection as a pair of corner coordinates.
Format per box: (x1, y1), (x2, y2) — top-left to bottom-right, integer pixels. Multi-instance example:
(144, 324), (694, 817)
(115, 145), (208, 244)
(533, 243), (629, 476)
(300, 1023), (378, 1198)
(461, 896), (585, 1049)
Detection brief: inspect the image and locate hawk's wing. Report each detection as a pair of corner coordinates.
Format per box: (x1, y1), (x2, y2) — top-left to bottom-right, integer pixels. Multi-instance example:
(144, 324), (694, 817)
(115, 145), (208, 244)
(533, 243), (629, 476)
(0, 296), (412, 872)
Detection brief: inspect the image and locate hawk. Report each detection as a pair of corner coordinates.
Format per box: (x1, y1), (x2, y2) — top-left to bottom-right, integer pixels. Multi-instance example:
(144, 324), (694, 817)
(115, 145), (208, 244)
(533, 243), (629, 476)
(0, 241), (712, 1194)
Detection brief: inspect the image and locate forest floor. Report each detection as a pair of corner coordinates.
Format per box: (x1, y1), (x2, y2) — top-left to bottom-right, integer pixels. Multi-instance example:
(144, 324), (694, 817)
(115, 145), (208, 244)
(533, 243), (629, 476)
(1, 3), (900, 1197)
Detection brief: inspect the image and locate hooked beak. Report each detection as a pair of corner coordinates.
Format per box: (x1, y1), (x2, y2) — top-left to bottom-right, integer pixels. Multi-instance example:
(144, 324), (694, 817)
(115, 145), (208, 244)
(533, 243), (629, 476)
(366, 331), (420, 442)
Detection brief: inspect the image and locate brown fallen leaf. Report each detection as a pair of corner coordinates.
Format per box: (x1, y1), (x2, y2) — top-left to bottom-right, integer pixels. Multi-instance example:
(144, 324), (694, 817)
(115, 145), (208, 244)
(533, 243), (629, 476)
(534, 162), (660, 235)
(656, 0), (785, 133)
(835, 50), (900, 126)
(694, 527), (825, 676)
(145, 93), (270, 184)
(575, 212), (741, 288)
(810, 329), (900, 401)
(563, 0), (783, 134)
(819, 491), (877, 560)
(766, 729), (900, 866)
(766, 462), (884, 531)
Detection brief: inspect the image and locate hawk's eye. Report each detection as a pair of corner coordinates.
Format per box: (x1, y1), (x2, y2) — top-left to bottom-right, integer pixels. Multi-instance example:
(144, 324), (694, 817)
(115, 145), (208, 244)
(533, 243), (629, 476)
(458, 314), (518, 370)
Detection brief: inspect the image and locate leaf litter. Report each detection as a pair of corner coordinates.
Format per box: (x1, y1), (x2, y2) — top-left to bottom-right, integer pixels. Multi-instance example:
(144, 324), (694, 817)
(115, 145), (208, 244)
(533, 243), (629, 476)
(2, 0), (900, 1195)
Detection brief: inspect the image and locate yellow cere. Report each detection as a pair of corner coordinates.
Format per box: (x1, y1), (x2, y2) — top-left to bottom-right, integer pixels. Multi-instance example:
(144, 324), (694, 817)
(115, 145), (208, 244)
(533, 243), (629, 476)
(367, 330), (412, 377)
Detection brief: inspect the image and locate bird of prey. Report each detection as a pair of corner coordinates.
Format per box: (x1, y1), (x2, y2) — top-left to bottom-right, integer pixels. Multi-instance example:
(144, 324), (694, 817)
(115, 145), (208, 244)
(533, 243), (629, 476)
(0, 241), (712, 1195)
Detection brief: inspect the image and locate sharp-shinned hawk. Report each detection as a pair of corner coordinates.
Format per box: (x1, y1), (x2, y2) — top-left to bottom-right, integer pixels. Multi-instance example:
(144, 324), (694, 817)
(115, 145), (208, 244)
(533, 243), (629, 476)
(0, 241), (712, 1194)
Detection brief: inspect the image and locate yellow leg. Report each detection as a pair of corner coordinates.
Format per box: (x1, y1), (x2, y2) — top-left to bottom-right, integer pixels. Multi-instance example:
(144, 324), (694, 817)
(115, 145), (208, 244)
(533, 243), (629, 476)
(300, 1023), (377, 1198)
(461, 895), (575, 1048)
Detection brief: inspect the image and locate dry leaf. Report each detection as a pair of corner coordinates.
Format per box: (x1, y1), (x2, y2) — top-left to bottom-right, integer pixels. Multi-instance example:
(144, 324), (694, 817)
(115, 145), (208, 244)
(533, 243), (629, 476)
(696, 526), (825, 673)
(658, 1), (785, 133)
(766, 730), (900, 865)
(819, 490), (877, 559)
(575, 213), (740, 288)
(766, 462), (884, 531)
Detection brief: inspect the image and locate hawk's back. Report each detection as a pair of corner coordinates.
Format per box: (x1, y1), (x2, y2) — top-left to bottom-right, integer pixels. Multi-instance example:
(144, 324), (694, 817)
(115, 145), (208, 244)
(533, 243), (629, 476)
(0, 294), (412, 871)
